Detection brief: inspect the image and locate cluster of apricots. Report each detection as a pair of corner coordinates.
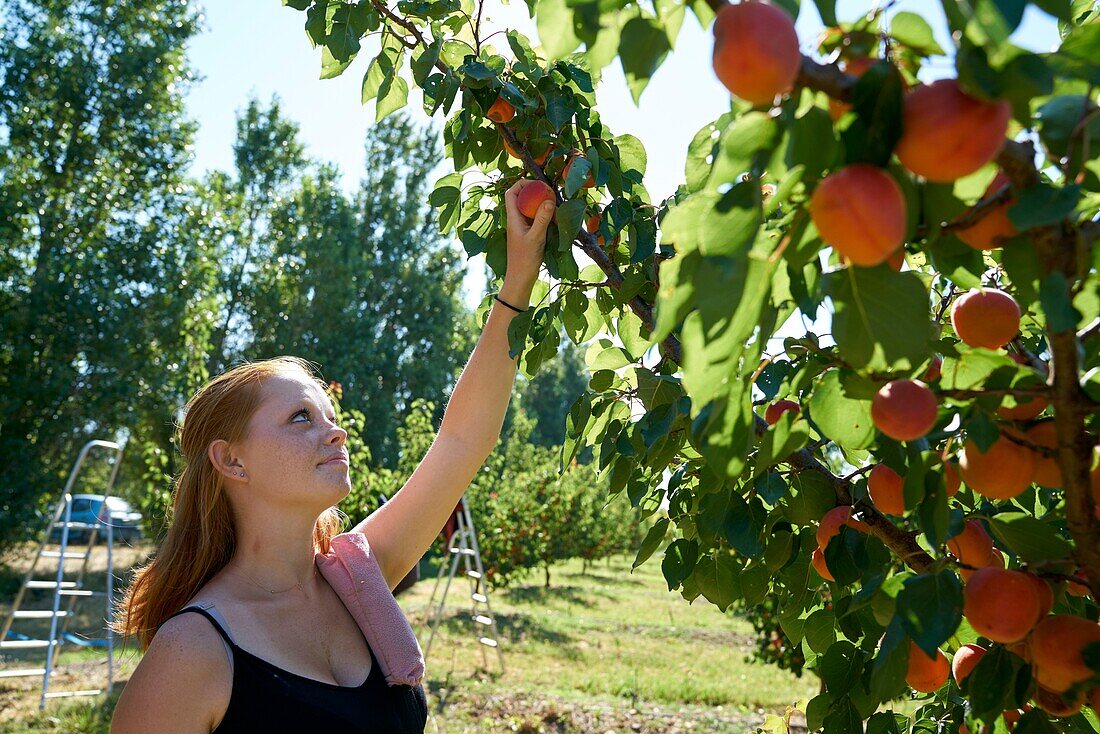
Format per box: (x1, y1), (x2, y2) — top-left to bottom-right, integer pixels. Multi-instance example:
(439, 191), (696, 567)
(710, 1), (1014, 268)
(484, 94), (612, 242)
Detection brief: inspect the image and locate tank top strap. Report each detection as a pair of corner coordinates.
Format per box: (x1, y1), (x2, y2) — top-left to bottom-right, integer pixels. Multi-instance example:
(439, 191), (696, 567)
(160, 602), (237, 649)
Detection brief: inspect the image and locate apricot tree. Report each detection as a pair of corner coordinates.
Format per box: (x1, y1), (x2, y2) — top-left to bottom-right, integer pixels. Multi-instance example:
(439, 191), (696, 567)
(281, 0), (1100, 729)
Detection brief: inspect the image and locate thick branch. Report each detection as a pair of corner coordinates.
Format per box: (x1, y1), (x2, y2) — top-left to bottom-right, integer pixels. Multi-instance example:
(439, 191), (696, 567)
(997, 139), (1100, 600)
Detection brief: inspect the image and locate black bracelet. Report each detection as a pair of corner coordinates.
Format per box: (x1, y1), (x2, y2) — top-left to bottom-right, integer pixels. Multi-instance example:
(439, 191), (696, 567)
(494, 293), (528, 313)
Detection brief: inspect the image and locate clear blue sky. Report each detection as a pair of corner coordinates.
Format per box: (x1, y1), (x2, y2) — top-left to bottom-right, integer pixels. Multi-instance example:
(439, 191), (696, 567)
(182, 1), (1059, 309)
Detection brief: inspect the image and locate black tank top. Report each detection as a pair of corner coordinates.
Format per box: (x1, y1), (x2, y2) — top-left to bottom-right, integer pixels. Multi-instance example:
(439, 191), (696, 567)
(160, 606), (428, 733)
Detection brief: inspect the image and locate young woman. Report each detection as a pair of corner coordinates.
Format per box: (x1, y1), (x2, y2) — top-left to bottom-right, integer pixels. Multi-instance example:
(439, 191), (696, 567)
(109, 181), (556, 733)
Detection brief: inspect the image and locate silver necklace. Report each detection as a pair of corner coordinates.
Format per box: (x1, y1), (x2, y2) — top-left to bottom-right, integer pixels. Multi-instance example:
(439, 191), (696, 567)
(231, 562), (317, 594)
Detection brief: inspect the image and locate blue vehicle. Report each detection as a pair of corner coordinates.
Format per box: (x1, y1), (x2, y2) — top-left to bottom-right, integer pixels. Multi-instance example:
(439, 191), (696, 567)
(48, 494), (144, 544)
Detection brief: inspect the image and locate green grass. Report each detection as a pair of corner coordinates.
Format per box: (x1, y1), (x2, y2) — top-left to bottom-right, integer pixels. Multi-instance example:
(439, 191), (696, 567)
(2, 551), (817, 732)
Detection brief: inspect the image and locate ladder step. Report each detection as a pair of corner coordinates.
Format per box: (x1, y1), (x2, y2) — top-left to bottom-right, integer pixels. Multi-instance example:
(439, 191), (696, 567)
(54, 522), (97, 529)
(12, 610), (70, 619)
(26, 580), (78, 589)
(0, 639), (53, 649)
(466, 570), (482, 579)
(44, 689), (102, 699)
(472, 614), (493, 625)
(448, 547), (476, 556)
(470, 593), (488, 603)
(61, 589), (106, 597)
(0, 668), (47, 679)
(477, 637), (498, 648)
(41, 550), (87, 559)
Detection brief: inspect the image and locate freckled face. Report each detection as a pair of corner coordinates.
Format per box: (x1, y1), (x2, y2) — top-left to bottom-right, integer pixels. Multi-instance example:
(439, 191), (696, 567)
(233, 371), (351, 510)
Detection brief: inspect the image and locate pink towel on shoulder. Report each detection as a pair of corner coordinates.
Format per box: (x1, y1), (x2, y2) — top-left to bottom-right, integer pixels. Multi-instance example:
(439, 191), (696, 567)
(314, 532), (425, 687)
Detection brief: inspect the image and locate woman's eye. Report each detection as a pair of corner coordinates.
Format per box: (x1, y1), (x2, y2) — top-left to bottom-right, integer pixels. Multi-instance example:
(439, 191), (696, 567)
(293, 410), (311, 422)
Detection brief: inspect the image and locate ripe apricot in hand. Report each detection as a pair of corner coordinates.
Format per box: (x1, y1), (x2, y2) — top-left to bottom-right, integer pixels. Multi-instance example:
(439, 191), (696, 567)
(1029, 615), (1100, 693)
(957, 172), (1018, 250)
(959, 436), (1036, 500)
(906, 642), (950, 693)
(868, 464), (906, 515)
(947, 520), (994, 569)
(487, 97), (515, 123)
(951, 288), (1021, 350)
(516, 181), (555, 220)
(964, 567), (1043, 643)
(828, 57), (875, 121)
(951, 643), (986, 685)
(711, 2), (800, 105)
(765, 399), (800, 425)
(871, 379), (937, 442)
(810, 164), (907, 267)
(895, 79), (1012, 182)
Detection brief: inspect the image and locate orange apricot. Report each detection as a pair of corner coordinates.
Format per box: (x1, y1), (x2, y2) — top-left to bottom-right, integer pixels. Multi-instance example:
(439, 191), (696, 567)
(906, 641), (950, 693)
(943, 459), (961, 497)
(958, 436), (1037, 500)
(711, 2), (801, 105)
(810, 164), (907, 267)
(1026, 421), (1061, 488)
(951, 288), (1021, 350)
(828, 57), (875, 121)
(765, 399), (800, 425)
(816, 505), (871, 547)
(1090, 687), (1099, 714)
(956, 172), (1018, 250)
(811, 546), (834, 581)
(1029, 615), (1100, 693)
(961, 547), (1004, 582)
(868, 464), (906, 516)
(502, 136), (552, 165)
(487, 97), (515, 123)
(947, 520), (994, 568)
(964, 567), (1043, 643)
(951, 643), (986, 685)
(871, 379), (938, 442)
(562, 151), (595, 189)
(516, 180), (555, 220)
(923, 354), (943, 383)
(894, 79), (1012, 182)
(1033, 685), (1085, 718)
(1026, 573), (1054, 618)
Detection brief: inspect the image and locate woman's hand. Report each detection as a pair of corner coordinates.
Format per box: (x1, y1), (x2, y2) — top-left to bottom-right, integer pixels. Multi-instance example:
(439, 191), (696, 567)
(503, 179), (556, 287)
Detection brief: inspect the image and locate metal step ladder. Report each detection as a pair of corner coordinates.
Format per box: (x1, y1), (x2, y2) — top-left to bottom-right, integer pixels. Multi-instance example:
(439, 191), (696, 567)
(0, 439), (125, 710)
(421, 496), (505, 674)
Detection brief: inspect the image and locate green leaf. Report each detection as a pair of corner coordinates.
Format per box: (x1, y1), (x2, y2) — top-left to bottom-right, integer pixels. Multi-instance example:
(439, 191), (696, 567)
(283, 0), (311, 10)
(1039, 272), (1081, 333)
(890, 12), (946, 55)
(536, 0), (581, 59)
(700, 183), (763, 257)
(556, 199), (586, 252)
(1007, 184), (1081, 229)
(428, 172), (463, 233)
(987, 513), (1074, 562)
(708, 113), (782, 189)
(755, 414), (811, 471)
(632, 517), (669, 569)
(376, 74), (408, 121)
(661, 538), (698, 590)
(811, 0), (837, 25)
(321, 45), (354, 79)
(410, 38), (442, 86)
(968, 645), (1030, 718)
(785, 471), (837, 525)
(563, 155), (593, 198)
(820, 641), (863, 696)
(786, 106), (838, 180)
(692, 554), (741, 611)
(895, 571), (963, 656)
(1049, 16), (1100, 85)
(614, 134), (647, 176)
(698, 489), (766, 558)
(618, 16), (671, 104)
(827, 266), (934, 370)
(940, 349), (1013, 390)
(808, 370), (875, 450)
(841, 62), (905, 168)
